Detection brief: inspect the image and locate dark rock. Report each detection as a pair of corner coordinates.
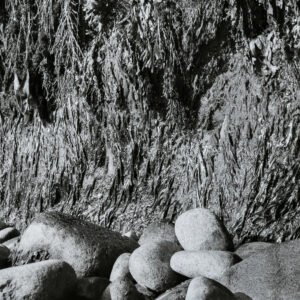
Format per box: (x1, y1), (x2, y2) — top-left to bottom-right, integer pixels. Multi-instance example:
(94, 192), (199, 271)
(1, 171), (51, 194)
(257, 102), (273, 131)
(2, 236), (20, 251)
(76, 277), (109, 300)
(15, 212), (139, 277)
(0, 227), (20, 243)
(0, 245), (10, 269)
(156, 279), (191, 300)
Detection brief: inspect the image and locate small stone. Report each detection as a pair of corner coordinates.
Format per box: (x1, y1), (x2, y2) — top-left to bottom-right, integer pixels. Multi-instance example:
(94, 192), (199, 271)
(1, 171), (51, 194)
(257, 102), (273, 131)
(175, 208), (233, 251)
(110, 253), (132, 282)
(76, 277), (109, 300)
(139, 221), (177, 245)
(186, 276), (236, 300)
(171, 250), (241, 279)
(129, 241), (183, 292)
(0, 227), (20, 243)
(110, 277), (144, 300)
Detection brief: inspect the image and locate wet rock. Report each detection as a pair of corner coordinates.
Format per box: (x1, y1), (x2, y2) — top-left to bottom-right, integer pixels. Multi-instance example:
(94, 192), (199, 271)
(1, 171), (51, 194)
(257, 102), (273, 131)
(234, 241), (274, 259)
(219, 239), (300, 300)
(0, 227), (20, 243)
(139, 221), (177, 245)
(186, 276), (236, 300)
(156, 279), (191, 300)
(129, 241), (183, 292)
(171, 250), (241, 279)
(76, 277), (109, 300)
(175, 208), (233, 251)
(0, 260), (76, 300)
(110, 253), (132, 282)
(16, 212), (138, 277)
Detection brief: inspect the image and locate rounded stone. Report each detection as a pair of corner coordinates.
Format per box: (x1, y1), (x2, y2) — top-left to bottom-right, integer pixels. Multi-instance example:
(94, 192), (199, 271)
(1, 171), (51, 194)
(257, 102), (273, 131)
(0, 227), (20, 244)
(170, 250), (241, 279)
(110, 253), (132, 282)
(175, 208), (233, 251)
(110, 276), (144, 300)
(234, 241), (274, 259)
(0, 260), (76, 300)
(156, 279), (191, 300)
(186, 276), (236, 300)
(76, 277), (109, 300)
(139, 221), (177, 245)
(129, 241), (183, 292)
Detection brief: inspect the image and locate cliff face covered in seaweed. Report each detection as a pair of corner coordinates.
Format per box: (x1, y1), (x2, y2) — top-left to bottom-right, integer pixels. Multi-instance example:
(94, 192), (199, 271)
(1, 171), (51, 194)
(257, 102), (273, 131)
(0, 0), (300, 243)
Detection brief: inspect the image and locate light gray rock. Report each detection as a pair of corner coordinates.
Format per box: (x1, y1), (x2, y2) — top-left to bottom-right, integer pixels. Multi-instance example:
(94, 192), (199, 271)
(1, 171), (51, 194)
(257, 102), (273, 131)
(175, 208), (233, 251)
(0, 227), (20, 243)
(186, 276), (236, 300)
(235, 241), (274, 259)
(171, 250), (241, 279)
(0, 245), (10, 269)
(0, 260), (76, 300)
(139, 221), (177, 245)
(219, 239), (300, 300)
(110, 253), (132, 282)
(76, 277), (109, 300)
(129, 241), (183, 292)
(2, 236), (20, 251)
(15, 212), (138, 277)
(155, 279), (191, 300)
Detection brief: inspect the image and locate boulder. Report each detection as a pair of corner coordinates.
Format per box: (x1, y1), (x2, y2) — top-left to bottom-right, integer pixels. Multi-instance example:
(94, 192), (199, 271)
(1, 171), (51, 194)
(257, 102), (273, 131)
(0, 260), (76, 300)
(219, 239), (300, 300)
(171, 250), (241, 279)
(15, 212), (138, 277)
(0, 245), (10, 269)
(139, 221), (178, 245)
(129, 241), (183, 292)
(110, 253), (132, 282)
(110, 276), (144, 300)
(175, 208), (233, 251)
(2, 236), (20, 251)
(234, 241), (274, 259)
(0, 227), (20, 243)
(186, 276), (236, 300)
(156, 280), (191, 300)
(76, 277), (109, 300)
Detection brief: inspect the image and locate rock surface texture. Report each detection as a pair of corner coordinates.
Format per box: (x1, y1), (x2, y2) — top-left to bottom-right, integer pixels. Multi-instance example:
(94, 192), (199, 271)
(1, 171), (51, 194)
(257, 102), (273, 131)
(0, 260), (77, 300)
(175, 208), (234, 251)
(155, 279), (192, 300)
(234, 241), (274, 259)
(129, 240), (183, 292)
(110, 253), (132, 282)
(219, 240), (300, 300)
(15, 212), (138, 277)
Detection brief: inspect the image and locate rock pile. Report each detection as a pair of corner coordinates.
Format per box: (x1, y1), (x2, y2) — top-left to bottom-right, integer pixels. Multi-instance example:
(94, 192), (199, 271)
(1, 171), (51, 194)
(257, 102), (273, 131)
(0, 208), (299, 300)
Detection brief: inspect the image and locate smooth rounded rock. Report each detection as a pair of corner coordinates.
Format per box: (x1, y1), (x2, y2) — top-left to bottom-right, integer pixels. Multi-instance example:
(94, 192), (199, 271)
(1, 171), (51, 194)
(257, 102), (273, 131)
(175, 208), (233, 251)
(219, 239), (300, 300)
(129, 241), (183, 292)
(171, 250), (241, 279)
(0, 260), (76, 300)
(156, 279), (191, 300)
(110, 253), (132, 282)
(76, 277), (110, 300)
(0, 227), (20, 243)
(15, 212), (138, 277)
(139, 221), (177, 245)
(186, 276), (236, 300)
(235, 241), (274, 259)
(0, 245), (10, 269)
